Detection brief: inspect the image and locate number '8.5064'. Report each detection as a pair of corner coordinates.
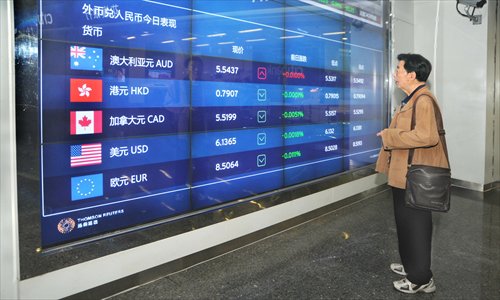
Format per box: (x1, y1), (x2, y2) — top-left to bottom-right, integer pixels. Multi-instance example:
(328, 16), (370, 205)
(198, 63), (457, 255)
(215, 160), (239, 171)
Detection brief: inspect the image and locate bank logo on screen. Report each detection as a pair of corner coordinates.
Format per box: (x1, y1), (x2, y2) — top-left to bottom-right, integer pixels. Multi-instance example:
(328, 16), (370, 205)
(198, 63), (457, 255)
(70, 45), (103, 71)
(57, 218), (76, 234)
(71, 173), (103, 201)
(70, 78), (103, 102)
(70, 110), (103, 135)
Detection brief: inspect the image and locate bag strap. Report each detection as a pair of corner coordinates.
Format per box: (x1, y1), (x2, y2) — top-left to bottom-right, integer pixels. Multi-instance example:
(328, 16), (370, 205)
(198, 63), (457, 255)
(407, 94), (450, 167)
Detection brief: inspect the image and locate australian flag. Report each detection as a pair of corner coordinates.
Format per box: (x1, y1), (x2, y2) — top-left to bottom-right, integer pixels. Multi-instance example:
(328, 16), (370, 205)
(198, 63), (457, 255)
(70, 45), (103, 71)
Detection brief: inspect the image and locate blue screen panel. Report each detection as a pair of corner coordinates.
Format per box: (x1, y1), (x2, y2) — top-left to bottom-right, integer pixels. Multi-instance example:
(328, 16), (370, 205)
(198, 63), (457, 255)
(38, 0), (387, 247)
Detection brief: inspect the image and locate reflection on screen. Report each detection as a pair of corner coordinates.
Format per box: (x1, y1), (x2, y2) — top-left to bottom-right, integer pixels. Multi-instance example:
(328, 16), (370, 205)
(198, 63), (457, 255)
(39, 0), (386, 247)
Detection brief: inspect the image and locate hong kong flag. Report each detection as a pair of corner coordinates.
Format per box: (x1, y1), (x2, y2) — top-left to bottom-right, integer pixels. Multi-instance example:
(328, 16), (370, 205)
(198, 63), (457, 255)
(70, 110), (102, 135)
(70, 78), (102, 102)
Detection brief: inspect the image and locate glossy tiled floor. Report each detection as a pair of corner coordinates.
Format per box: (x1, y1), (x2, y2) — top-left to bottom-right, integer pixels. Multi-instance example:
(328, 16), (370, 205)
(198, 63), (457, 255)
(108, 186), (500, 299)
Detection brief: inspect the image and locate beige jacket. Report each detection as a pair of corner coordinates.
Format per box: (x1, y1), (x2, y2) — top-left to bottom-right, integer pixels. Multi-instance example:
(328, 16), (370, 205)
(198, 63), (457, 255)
(375, 87), (450, 189)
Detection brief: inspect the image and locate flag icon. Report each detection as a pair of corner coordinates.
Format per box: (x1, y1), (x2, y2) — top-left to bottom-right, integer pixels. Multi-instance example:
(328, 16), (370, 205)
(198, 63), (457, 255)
(70, 143), (102, 167)
(70, 45), (103, 71)
(71, 173), (103, 201)
(70, 78), (103, 102)
(70, 110), (103, 135)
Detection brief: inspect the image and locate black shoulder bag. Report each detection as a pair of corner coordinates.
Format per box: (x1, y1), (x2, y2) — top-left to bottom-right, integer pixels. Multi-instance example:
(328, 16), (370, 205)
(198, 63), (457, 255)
(405, 96), (451, 212)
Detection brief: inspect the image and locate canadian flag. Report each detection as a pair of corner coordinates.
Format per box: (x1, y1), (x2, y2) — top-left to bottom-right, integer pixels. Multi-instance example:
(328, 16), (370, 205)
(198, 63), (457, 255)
(70, 110), (103, 135)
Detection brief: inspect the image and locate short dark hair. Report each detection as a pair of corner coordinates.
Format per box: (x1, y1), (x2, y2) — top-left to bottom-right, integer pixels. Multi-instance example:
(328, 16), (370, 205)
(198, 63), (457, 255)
(397, 53), (432, 82)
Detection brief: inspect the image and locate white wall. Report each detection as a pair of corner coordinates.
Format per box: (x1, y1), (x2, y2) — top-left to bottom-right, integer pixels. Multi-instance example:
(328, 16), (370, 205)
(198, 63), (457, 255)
(390, 0), (414, 110)
(427, 1), (488, 187)
(393, 0), (499, 189)
(486, 1), (500, 185)
(0, 1), (20, 299)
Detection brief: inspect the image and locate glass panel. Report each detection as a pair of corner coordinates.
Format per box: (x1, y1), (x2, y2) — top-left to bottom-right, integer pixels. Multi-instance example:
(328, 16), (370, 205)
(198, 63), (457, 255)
(15, 0), (389, 276)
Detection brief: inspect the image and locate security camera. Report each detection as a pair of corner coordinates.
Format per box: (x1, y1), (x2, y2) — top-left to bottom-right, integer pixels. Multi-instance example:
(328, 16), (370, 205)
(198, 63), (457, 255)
(457, 0), (486, 8)
(456, 0), (487, 24)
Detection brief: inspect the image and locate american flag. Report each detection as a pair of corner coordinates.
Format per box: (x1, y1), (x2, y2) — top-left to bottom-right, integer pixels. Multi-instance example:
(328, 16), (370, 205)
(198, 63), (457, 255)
(70, 46), (86, 59)
(70, 143), (102, 167)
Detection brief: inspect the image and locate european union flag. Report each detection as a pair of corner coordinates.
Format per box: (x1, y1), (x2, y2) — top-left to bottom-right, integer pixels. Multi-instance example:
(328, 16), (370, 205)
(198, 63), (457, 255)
(70, 45), (103, 71)
(71, 173), (103, 201)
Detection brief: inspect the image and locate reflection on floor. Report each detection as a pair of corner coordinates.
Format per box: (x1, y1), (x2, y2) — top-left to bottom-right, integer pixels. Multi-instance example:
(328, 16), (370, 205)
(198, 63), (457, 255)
(107, 186), (500, 299)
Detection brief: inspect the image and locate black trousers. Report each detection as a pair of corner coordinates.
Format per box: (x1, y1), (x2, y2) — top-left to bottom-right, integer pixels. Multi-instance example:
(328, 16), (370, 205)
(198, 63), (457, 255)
(392, 187), (433, 284)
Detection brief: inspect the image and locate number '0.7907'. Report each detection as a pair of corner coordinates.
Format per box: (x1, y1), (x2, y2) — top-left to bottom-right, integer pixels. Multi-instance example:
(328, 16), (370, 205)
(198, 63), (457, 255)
(215, 89), (239, 98)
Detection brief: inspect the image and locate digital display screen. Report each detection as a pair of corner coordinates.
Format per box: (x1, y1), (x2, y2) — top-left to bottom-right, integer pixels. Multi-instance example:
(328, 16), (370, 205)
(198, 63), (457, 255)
(39, 0), (387, 247)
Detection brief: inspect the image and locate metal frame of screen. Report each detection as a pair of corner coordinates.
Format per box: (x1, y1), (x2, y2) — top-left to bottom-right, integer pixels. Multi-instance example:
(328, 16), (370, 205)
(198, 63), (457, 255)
(15, 0), (391, 279)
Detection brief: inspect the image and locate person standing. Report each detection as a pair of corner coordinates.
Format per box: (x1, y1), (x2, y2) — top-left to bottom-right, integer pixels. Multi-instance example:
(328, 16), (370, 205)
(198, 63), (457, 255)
(375, 53), (449, 294)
